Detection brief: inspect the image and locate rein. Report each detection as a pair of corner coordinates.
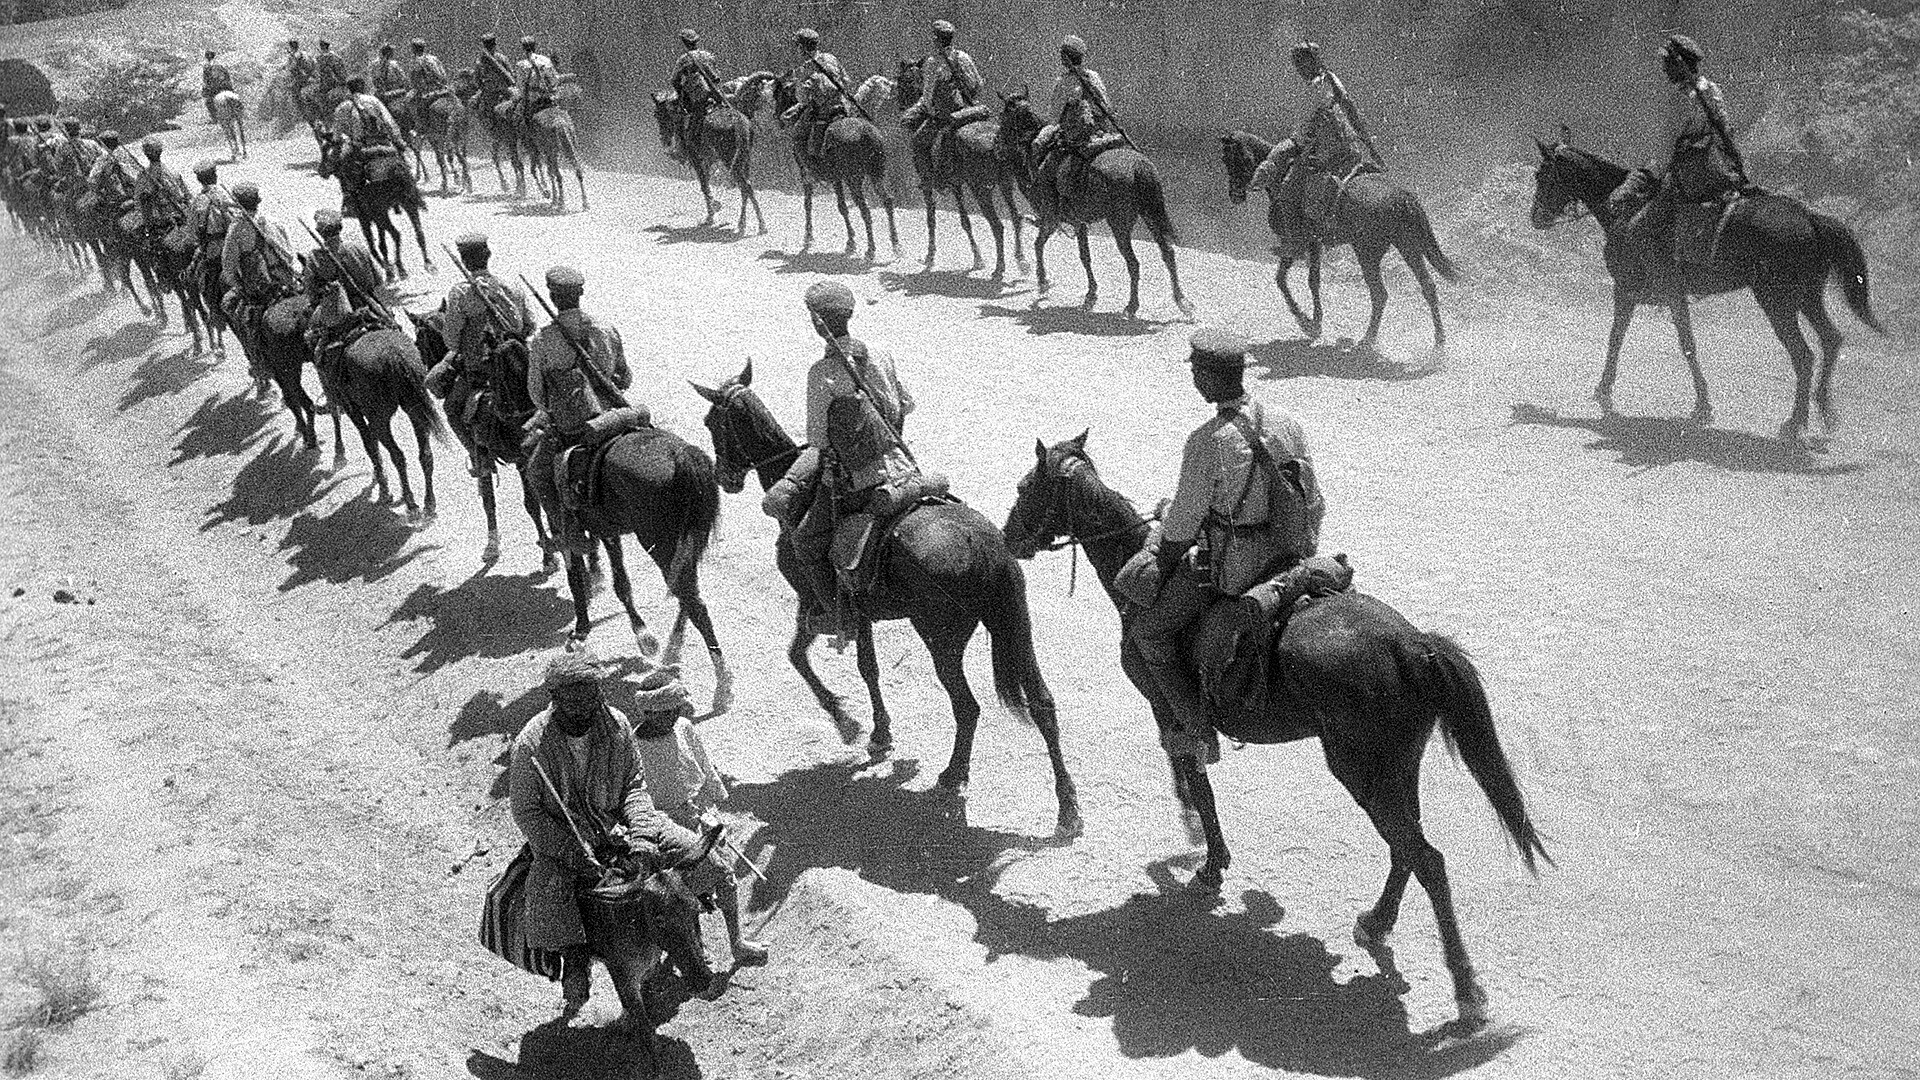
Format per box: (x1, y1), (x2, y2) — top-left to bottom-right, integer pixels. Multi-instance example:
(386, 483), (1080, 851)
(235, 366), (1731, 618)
(1038, 515), (1156, 597)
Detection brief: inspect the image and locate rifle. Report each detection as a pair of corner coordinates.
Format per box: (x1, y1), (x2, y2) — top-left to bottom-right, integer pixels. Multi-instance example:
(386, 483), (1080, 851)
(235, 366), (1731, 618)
(441, 242), (528, 345)
(808, 55), (872, 122)
(939, 47), (979, 108)
(1321, 70), (1384, 171)
(808, 309), (916, 468)
(1073, 67), (1133, 150)
(518, 273), (631, 411)
(298, 219), (395, 326)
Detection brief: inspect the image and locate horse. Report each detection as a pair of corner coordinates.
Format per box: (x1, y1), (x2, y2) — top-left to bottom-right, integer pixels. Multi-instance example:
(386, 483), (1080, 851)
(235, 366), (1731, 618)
(650, 76), (766, 234)
(692, 362), (1083, 837)
(526, 89), (587, 212)
(468, 86), (534, 198)
(1003, 432), (1550, 1028)
(319, 132), (435, 277)
(767, 71), (900, 261)
(210, 89), (249, 161)
(252, 294), (334, 455)
(556, 423), (732, 712)
(133, 206), (214, 356)
(409, 308), (557, 565)
(1221, 131), (1459, 357)
(414, 91), (473, 196)
(997, 95), (1191, 317)
(888, 60), (1029, 278)
(1531, 135), (1885, 444)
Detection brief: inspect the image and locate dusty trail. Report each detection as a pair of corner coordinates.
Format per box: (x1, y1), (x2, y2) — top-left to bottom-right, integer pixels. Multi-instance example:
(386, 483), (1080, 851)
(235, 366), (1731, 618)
(0, 132), (1914, 1079)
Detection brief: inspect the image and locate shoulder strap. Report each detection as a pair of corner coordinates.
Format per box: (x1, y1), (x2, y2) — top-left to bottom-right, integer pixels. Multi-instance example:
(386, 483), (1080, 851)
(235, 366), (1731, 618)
(1221, 403), (1285, 524)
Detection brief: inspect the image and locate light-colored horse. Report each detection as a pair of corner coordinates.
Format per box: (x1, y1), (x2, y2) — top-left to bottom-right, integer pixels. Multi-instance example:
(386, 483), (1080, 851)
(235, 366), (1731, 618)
(211, 89), (248, 161)
(415, 92), (472, 196)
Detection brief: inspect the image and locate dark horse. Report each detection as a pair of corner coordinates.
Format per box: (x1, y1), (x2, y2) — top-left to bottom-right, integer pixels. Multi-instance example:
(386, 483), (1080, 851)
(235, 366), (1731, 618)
(561, 425), (732, 712)
(1221, 131), (1459, 356)
(997, 95), (1191, 317)
(692, 363), (1082, 836)
(890, 61), (1028, 277)
(1531, 135), (1884, 443)
(650, 77), (767, 234)
(1003, 433), (1549, 1027)
(768, 72), (901, 260)
(319, 132), (436, 277)
(410, 309), (555, 562)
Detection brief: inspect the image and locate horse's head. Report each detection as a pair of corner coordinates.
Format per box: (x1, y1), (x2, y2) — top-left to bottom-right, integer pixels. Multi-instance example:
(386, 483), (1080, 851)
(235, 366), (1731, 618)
(1220, 130), (1263, 205)
(1002, 429), (1099, 559)
(1530, 130), (1623, 230)
(650, 89), (677, 145)
(407, 305), (448, 366)
(996, 92), (1040, 151)
(893, 56), (922, 111)
(627, 823), (729, 996)
(770, 69), (799, 119)
(692, 359), (796, 494)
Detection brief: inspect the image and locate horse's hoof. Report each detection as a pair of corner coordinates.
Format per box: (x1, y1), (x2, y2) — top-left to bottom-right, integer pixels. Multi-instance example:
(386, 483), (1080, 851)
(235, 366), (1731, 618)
(1353, 912), (1391, 949)
(1055, 812), (1086, 841)
(710, 686), (735, 716)
(1689, 404), (1715, 427)
(565, 634), (590, 651)
(540, 553), (561, 576)
(935, 768), (968, 792)
(481, 539), (501, 564)
(1593, 391), (1618, 417)
(1123, 303), (1141, 319)
(1454, 990), (1491, 1032)
(1080, 296), (1097, 312)
(635, 631), (662, 658)
(866, 731), (894, 756)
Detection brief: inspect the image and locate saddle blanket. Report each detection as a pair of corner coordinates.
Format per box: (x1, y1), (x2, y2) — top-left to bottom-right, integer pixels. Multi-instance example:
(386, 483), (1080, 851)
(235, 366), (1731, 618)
(829, 474), (953, 598)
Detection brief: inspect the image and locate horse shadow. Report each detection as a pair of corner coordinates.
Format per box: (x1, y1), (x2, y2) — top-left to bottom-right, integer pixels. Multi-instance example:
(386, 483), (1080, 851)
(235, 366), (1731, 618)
(646, 222), (745, 246)
(1250, 338), (1440, 383)
(975, 301), (1167, 339)
(1508, 403), (1869, 477)
(78, 320), (161, 372)
(504, 202), (574, 218)
(728, 760), (1515, 1078)
(171, 391), (277, 465)
(756, 249), (877, 276)
(201, 435), (343, 531)
(386, 569), (576, 675)
(39, 290), (114, 339)
(878, 268), (1028, 302)
(465, 1024), (701, 1080)
(275, 493), (439, 592)
(118, 346), (217, 412)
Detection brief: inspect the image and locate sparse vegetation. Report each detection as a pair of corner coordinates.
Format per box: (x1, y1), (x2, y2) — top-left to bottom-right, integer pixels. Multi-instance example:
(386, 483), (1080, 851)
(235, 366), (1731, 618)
(60, 46), (194, 141)
(20, 944), (102, 1028)
(1, 1023), (41, 1077)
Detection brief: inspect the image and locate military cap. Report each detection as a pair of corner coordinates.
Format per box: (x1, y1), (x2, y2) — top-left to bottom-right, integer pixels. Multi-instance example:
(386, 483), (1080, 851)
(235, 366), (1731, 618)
(379, 42), (395, 54)
(1660, 34), (1704, 65)
(520, 35), (537, 48)
(230, 181), (261, 205)
(411, 37), (427, 49)
(794, 28), (819, 46)
(205, 50), (217, 60)
(480, 32), (497, 44)
(1188, 328), (1248, 372)
(543, 648), (603, 688)
(287, 38), (300, 49)
(98, 130), (121, 146)
(804, 280), (855, 317)
(1060, 34), (1088, 59)
(454, 230), (489, 254)
(314, 208), (344, 232)
(318, 39), (332, 49)
(545, 264), (585, 290)
(140, 135), (164, 156)
(679, 28), (699, 46)
(932, 19), (956, 37)
(60, 117), (80, 132)
(193, 158), (219, 175)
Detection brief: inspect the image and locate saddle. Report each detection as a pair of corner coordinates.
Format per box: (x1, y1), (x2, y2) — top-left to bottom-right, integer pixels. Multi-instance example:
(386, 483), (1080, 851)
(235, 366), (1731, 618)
(557, 408), (655, 513)
(1672, 195), (1745, 269)
(1189, 554), (1355, 743)
(828, 474), (955, 600)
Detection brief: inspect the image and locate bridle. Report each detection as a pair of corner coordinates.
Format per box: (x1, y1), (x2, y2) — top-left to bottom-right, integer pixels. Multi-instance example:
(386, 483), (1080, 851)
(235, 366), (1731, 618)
(709, 382), (803, 483)
(1015, 454), (1156, 595)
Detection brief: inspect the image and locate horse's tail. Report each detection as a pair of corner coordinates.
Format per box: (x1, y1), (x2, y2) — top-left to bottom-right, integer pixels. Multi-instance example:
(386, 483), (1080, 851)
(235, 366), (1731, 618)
(1423, 634), (1551, 874)
(1813, 212), (1885, 334)
(662, 440), (720, 599)
(1408, 196), (1461, 283)
(981, 560), (1044, 723)
(391, 346), (448, 443)
(1134, 158), (1178, 244)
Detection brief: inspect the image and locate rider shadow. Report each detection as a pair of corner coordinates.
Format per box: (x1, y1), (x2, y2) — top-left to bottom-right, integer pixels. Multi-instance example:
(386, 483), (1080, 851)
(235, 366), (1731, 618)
(646, 222), (743, 246)
(730, 760), (1516, 1078)
(465, 1024), (701, 1080)
(756, 249), (874, 276)
(975, 301), (1166, 339)
(450, 683), (547, 752)
(77, 320), (162, 373)
(171, 391), (277, 465)
(1508, 403), (1869, 477)
(1250, 338), (1439, 383)
(38, 290), (114, 339)
(504, 202), (572, 218)
(201, 435), (343, 531)
(386, 568), (577, 675)
(878, 268), (1028, 302)
(275, 494), (440, 592)
(118, 346), (217, 412)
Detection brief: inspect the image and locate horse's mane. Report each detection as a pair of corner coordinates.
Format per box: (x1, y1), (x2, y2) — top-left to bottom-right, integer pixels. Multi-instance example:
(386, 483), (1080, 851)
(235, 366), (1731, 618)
(851, 74), (892, 114)
(1224, 129), (1272, 161)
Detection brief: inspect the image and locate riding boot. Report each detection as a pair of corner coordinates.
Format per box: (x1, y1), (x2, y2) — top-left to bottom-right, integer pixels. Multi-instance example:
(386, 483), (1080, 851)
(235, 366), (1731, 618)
(807, 122), (827, 163)
(559, 947), (592, 1018)
(1128, 569), (1222, 765)
(801, 558), (843, 640)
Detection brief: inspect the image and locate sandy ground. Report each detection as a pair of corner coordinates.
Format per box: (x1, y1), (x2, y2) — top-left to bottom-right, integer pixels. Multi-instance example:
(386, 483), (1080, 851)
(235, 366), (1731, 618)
(1, 122), (1916, 1080)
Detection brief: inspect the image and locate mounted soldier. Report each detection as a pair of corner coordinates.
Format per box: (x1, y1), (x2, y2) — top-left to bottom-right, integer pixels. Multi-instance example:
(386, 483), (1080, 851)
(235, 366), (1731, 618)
(899, 19), (985, 183)
(1121, 330), (1341, 765)
(369, 43), (412, 120)
(332, 75), (409, 161)
(1033, 35), (1127, 207)
(763, 282), (918, 638)
(219, 181), (300, 393)
(524, 265), (647, 556)
(667, 28), (725, 162)
(85, 129), (144, 223)
(410, 38), (456, 110)
(430, 232), (534, 479)
(1607, 34), (1756, 267)
(133, 136), (191, 251)
(302, 207), (392, 402)
(312, 40), (351, 114)
(186, 160), (236, 359)
(782, 28), (851, 167)
(516, 36), (562, 120)
(286, 40), (318, 124)
(201, 50), (234, 123)
(1248, 42), (1384, 239)
(475, 33), (517, 113)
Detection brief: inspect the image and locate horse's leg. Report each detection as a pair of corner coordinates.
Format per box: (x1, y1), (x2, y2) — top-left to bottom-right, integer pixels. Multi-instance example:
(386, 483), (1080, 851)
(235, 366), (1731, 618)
(1356, 244), (1390, 350)
(348, 410), (392, 504)
(404, 207), (434, 272)
(1306, 243), (1325, 338)
(953, 184), (983, 272)
(970, 181), (1005, 279)
(1112, 215), (1144, 318)
(1002, 180), (1029, 271)
(565, 130), (587, 211)
(1670, 297), (1712, 425)
(516, 463), (558, 574)
(1401, 241), (1446, 359)
(678, 592), (733, 714)
(1806, 286), (1846, 432)
(1757, 286), (1817, 444)
(920, 180), (939, 268)
(1151, 211), (1191, 317)
(881, 179), (901, 260)
(1274, 252), (1316, 338)
(1597, 288), (1635, 416)
(787, 615), (857, 740)
(1033, 213), (1054, 299)
(833, 178), (857, 257)
(854, 621), (894, 753)
(695, 160), (717, 225)
(1176, 754), (1230, 892)
(601, 534), (658, 657)
(477, 471), (501, 562)
(375, 410), (421, 520)
(564, 550), (594, 645)
(800, 175), (815, 251)
(915, 617), (981, 791)
(1074, 226), (1097, 310)
(409, 405), (437, 521)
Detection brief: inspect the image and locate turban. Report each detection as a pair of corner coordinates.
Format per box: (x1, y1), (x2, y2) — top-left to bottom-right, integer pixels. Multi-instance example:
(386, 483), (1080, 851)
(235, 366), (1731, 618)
(1060, 35), (1087, 60)
(804, 280), (855, 317)
(543, 649), (604, 689)
(1661, 34), (1704, 66)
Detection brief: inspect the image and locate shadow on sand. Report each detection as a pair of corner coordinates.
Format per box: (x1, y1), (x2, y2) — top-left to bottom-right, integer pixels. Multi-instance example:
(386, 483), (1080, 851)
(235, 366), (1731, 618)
(1509, 403), (1868, 477)
(276, 492), (439, 591)
(727, 759), (1516, 1078)
(878, 267), (1028, 302)
(171, 390), (277, 465)
(119, 346), (218, 411)
(1250, 338), (1441, 383)
(386, 568), (575, 675)
(756, 248), (884, 276)
(78, 320), (161, 373)
(466, 1023), (701, 1080)
(976, 299), (1172, 339)
(202, 435), (344, 531)
(647, 222), (750, 246)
